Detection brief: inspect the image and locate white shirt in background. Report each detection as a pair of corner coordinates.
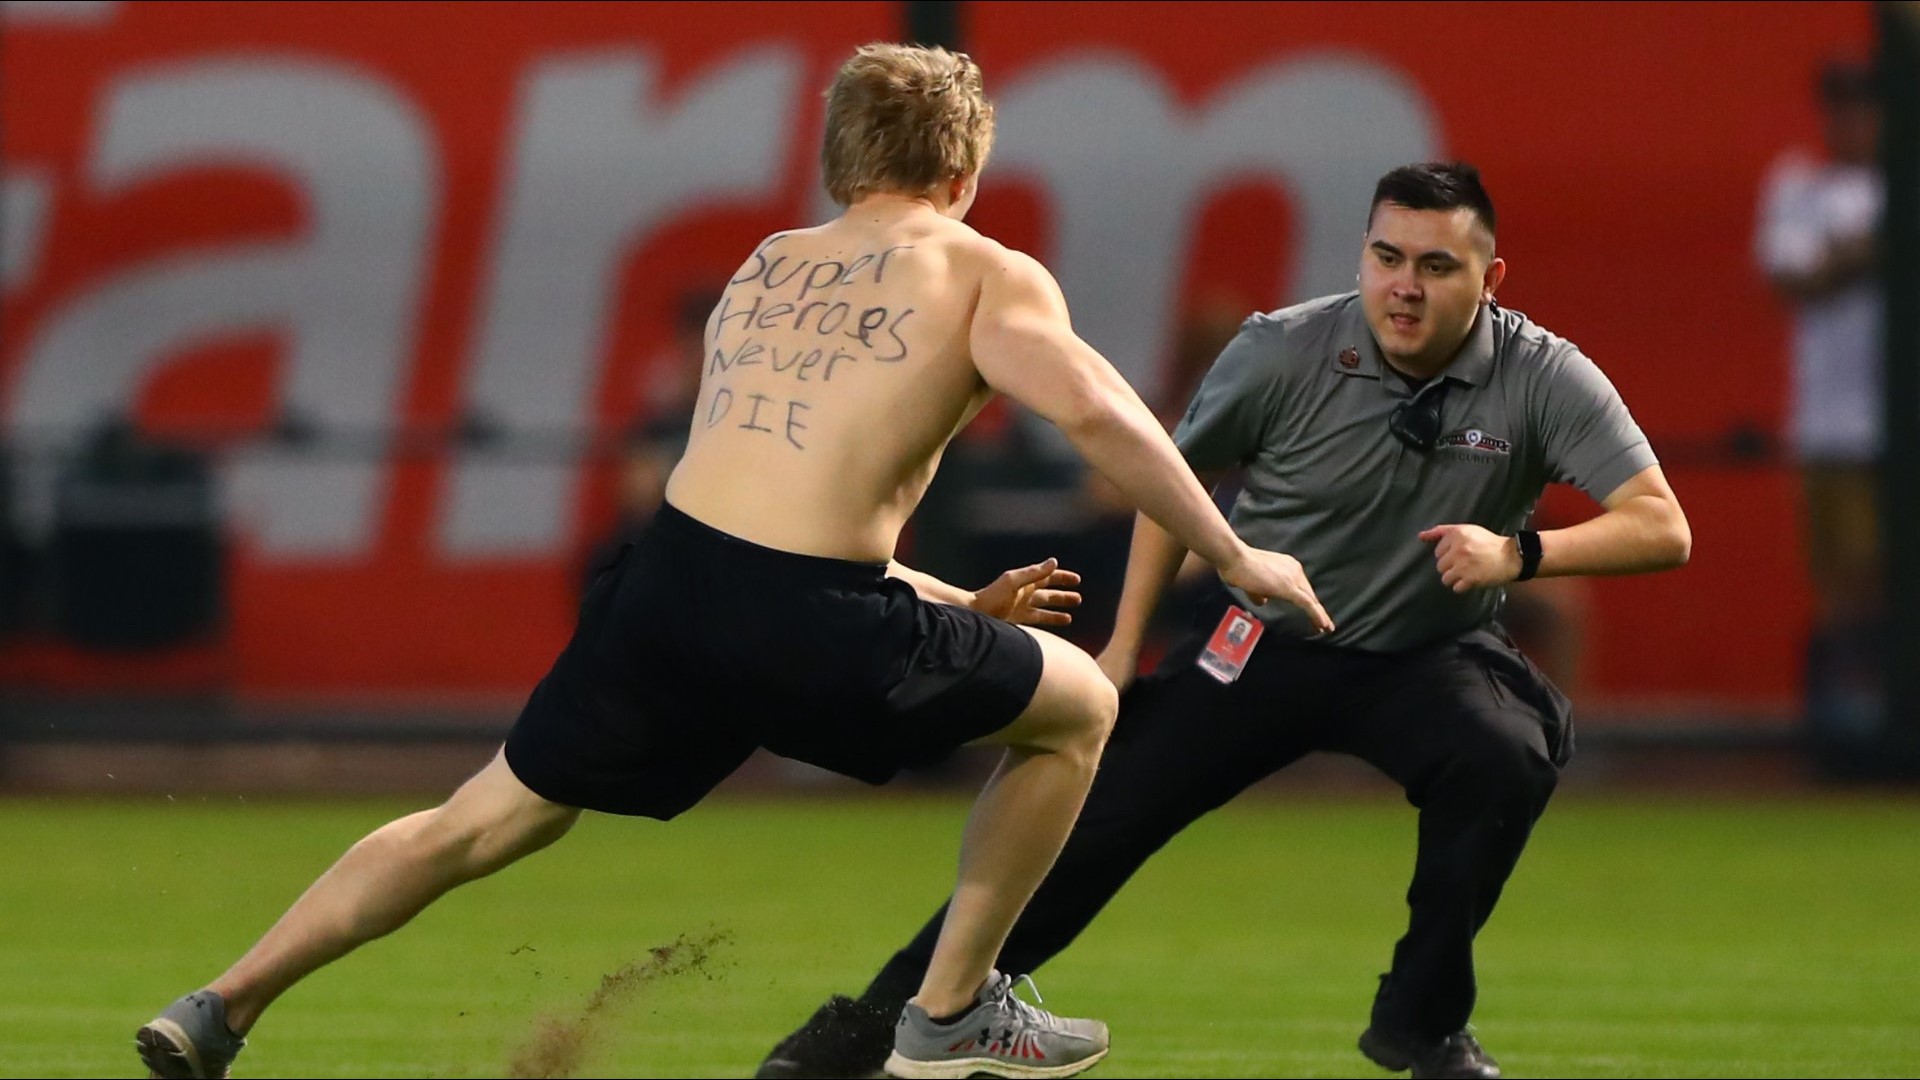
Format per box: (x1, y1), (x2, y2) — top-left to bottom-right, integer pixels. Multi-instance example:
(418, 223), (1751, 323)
(1756, 152), (1885, 463)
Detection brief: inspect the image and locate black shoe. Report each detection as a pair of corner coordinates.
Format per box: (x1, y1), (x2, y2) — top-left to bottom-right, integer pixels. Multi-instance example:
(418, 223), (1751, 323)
(1359, 1027), (1501, 1079)
(755, 994), (899, 1079)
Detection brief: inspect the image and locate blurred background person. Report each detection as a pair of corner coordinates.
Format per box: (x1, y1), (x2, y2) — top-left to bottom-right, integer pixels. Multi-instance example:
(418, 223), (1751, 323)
(1755, 58), (1885, 747)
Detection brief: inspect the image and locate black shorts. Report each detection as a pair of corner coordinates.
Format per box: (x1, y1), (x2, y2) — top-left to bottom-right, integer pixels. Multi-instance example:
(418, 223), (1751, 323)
(504, 503), (1045, 819)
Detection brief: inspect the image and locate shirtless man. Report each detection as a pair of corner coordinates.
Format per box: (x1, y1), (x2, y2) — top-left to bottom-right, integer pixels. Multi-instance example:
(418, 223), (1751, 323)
(133, 43), (1330, 1080)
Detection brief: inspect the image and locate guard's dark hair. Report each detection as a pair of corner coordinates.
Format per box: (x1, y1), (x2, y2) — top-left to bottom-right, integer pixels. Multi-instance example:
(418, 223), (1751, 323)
(1368, 162), (1496, 237)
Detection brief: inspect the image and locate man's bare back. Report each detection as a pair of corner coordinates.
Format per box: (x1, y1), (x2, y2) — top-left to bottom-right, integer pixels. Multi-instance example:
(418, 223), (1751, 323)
(667, 200), (1000, 562)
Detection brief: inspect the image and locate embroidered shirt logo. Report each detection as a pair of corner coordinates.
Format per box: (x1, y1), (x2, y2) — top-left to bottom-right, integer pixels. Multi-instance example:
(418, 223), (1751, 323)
(1438, 428), (1511, 454)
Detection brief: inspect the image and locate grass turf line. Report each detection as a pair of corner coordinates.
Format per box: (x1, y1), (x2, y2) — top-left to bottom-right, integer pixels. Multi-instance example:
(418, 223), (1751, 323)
(2, 793), (1917, 1077)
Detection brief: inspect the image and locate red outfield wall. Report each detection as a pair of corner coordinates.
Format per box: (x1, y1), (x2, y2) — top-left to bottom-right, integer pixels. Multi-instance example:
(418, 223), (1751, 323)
(0, 2), (1874, 709)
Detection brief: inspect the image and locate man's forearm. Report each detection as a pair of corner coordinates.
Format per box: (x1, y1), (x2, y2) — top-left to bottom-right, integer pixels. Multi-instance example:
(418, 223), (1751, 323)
(1770, 233), (1879, 300)
(1059, 387), (1245, 573)
(1106, 512), (1191, 654)
(886, 561), (974, 606)
(1537, 496), (1691, 578)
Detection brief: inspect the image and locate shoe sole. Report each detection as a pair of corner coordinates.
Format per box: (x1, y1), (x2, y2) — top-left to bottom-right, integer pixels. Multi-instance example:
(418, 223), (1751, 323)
(1358, 1029), (1414, 1072)
(137, 1019), (214, 1079)
(758, 1058), (888, 1080)
(882, 1046), (1109, 1079)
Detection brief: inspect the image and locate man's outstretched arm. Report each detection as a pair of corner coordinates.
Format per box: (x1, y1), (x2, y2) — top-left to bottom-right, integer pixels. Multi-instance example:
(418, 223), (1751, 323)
(888, 558), (1084, 628)
(967, 247), (1331, 634)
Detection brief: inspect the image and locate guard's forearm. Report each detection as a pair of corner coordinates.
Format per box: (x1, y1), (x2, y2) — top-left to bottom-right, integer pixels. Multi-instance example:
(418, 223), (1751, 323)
(1537, 496), (1691, 578)
(886, 561), (974, 606)
(1107, 512), (1191, 653)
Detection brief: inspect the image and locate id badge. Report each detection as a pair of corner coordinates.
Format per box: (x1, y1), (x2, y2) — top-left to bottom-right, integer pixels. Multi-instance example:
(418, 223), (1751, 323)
(1197, 605), (1264, 685)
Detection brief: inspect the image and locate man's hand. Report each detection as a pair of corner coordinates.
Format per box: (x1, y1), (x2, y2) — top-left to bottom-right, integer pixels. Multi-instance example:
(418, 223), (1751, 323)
(1218, 547), (1335, 634)
(971, 558), (1083, 627)
(1418, 524), (1521, 593)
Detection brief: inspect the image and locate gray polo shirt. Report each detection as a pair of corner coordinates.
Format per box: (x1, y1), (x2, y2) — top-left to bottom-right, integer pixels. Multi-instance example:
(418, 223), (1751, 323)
(1173, 292), (1656, 652)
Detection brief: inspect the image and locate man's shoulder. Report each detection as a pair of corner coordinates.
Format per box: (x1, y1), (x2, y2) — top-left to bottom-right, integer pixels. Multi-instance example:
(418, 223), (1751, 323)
(1756, 148), (1871, 213)
(1246, 292), (1355, 334)
(1234, 293), (1357, 364)
(1489, 303), (1583, 368)
(952, 230), (1059, 295)
(1759, 147), (1876, 200)
(755, 223), (821, 248)
(970, 234), (1040, 274)
(1485, 305), (1621, 405)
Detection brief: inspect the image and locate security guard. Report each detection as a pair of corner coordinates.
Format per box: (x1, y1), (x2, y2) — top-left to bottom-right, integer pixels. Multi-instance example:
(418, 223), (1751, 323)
(758, 162), (1692, 1080)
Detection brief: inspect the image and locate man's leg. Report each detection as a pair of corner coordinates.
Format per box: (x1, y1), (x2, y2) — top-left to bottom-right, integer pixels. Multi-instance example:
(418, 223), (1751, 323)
(1802, 462), (1883, 629)
(876, 663), (1309, 1003)
(764, 625), (1318, 1079)
(137, 749), (578, 1075)
(1327, 645), (1558, 1076)
(907, 627), (1120, 1020)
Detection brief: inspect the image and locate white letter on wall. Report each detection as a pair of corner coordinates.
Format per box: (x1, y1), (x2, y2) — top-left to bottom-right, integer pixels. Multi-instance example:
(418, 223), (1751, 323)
(442, 47), (799, 556)
(993, 53), (1438, 412)
(8, 60), (435, 557)
(0, 169), (52, 292)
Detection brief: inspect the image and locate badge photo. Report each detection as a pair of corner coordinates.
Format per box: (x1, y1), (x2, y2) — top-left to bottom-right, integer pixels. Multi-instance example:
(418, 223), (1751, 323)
(1198, 606), (1264, 684)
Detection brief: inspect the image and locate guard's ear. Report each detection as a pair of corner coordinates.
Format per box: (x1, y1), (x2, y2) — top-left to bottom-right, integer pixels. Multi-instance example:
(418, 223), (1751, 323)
(1482, 256), (1507, 303)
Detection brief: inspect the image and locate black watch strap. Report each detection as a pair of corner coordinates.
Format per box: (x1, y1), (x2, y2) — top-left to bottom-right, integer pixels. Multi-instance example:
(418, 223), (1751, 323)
(1515, 529), (1543, 582)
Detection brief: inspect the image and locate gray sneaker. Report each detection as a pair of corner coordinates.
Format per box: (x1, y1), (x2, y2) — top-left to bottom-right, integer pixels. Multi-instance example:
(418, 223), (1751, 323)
(136, 990), (247, 1079)
(884, 971), (1108, 1079)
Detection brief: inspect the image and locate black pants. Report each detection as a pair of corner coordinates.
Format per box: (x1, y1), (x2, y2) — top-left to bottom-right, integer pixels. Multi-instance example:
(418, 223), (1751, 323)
(865, 593), (1571, 1041)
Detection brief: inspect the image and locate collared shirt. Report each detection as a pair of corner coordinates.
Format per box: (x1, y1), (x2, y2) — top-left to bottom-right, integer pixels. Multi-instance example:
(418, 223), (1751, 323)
(1173, 292), (1656, 652)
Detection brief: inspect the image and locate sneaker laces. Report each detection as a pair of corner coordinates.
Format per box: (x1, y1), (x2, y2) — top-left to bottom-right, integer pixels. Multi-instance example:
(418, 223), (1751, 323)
(1013, 972), (1045, 1008)
(988, 972), (1059, 1033)
(1448, 1029), (1486, 1054)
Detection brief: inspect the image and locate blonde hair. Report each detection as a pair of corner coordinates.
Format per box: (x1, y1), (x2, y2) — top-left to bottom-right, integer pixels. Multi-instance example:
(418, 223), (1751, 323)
(821, 43), (995, 206)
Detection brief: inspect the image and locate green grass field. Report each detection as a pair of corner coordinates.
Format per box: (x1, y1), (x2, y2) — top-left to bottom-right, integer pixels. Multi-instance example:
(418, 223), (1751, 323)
(5, 791), (1918, 1078)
